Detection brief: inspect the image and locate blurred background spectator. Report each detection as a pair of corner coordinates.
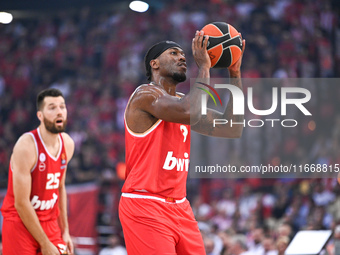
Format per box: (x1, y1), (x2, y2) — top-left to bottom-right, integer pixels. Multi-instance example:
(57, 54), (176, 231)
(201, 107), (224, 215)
(98, 234), (127, 255)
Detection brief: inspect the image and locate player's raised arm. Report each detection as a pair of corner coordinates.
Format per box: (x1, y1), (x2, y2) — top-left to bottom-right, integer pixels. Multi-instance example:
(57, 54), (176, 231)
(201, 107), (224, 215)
(192, 36), (246, 138)
(127, 84), (192, 125)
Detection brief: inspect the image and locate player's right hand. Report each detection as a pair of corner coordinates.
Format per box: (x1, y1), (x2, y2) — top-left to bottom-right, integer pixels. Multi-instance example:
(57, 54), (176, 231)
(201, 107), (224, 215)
(192, 30), (211, 70)
(40, 241), (61, 255)
(62, 231), (74, 254)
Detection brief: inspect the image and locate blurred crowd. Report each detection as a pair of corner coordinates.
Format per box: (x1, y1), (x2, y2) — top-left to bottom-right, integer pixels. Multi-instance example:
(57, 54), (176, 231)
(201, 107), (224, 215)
(0, 0), (340, 253)
(192, 178), (340, 254)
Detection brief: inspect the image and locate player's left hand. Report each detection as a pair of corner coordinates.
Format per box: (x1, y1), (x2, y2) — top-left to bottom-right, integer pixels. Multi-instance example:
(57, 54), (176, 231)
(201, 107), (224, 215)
(62, 232), (74, 254)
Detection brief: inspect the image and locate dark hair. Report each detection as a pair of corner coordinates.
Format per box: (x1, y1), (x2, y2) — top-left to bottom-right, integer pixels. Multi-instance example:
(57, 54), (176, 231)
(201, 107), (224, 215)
(36, 88), (64, 110)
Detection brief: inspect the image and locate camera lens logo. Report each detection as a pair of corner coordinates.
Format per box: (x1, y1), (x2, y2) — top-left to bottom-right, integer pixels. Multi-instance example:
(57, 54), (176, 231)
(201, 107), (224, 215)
(197, 82), (223, 107)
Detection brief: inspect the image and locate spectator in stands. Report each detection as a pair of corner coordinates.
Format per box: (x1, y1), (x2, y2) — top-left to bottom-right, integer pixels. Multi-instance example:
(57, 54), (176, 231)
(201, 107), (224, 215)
(276, 236), (290, 255)
(262, 235), (278, 255)
(98, 235), (127, 255)
(229, 235), (251, 255)
(203, 235), (216, 255)
(248, 226), (265, 255)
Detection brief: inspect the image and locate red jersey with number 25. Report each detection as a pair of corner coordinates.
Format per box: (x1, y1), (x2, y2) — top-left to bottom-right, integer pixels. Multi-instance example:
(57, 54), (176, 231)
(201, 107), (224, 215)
(1, 128), (67, 221)
(123, 106), (190, 199)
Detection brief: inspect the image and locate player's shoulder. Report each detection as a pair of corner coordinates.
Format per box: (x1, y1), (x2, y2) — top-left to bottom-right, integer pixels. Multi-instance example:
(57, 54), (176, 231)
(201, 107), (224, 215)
(11, 133), (37, 170)
(135, 83), (166, 94)
(16, 133), (35, 147)
(13, 133), (36, 156)
(131, 83), (167, 102)
(61, 132), (74, 147)
(61, 132), (75, 161)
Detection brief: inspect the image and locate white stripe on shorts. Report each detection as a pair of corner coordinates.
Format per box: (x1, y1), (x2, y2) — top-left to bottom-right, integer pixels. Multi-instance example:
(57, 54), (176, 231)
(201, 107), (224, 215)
(121, 193), (186, 204)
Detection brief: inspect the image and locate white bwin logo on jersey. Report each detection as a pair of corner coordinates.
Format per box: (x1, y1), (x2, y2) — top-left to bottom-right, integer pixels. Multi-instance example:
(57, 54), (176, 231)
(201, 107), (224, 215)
(163, 151), (189, 171)
(31, 193), (58, 210)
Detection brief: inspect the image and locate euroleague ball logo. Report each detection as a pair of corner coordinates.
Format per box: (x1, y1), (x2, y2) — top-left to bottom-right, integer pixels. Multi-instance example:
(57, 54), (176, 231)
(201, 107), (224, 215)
(208, 51), (216, 61)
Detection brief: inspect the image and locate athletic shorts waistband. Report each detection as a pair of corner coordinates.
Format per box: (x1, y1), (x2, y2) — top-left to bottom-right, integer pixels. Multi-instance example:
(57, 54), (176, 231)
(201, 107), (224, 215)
(121, 192), (186, 204)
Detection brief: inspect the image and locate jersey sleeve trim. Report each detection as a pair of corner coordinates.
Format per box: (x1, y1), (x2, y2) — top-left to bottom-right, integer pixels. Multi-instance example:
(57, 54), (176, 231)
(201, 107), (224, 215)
(27, 132), (39, 173)
(125, 119), (163, 137)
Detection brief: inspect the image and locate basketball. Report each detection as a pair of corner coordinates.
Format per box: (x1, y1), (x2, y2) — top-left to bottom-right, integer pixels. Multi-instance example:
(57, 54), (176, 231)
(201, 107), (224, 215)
(201, 22), (243, 68)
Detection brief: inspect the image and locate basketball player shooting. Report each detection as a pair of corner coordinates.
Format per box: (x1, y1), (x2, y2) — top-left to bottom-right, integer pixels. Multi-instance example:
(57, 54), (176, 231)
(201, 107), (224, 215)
(1, 88), (74, 255)
(119, 30), (245, 254)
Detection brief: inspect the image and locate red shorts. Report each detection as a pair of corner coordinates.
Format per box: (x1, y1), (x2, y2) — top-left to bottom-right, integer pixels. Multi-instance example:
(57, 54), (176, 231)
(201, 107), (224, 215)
(119, 193), (205, 255)
(2, 218), (67, 255)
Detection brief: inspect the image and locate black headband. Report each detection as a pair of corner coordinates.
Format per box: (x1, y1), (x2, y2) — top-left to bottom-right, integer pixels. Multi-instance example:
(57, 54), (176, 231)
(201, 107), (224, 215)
(144, 40), (182, 76)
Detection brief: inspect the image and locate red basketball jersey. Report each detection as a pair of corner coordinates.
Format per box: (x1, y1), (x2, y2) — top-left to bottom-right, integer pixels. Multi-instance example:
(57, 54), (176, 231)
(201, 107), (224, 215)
(1, 128), (67, 221)
(123, 102), (190, 199)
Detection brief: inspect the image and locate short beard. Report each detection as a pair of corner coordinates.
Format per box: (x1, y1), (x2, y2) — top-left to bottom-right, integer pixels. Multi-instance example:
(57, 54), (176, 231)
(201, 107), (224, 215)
(44, 118), (66, 134)
(172, 72), (186, 83)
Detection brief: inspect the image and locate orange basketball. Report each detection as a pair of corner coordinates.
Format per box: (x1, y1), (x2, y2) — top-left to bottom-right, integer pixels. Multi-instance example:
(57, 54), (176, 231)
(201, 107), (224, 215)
(201, 22), (243, 68)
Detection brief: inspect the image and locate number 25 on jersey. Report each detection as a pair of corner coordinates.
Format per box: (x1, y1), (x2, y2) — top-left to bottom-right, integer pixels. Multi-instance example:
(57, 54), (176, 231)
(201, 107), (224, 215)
(46, 172), (61, 190)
